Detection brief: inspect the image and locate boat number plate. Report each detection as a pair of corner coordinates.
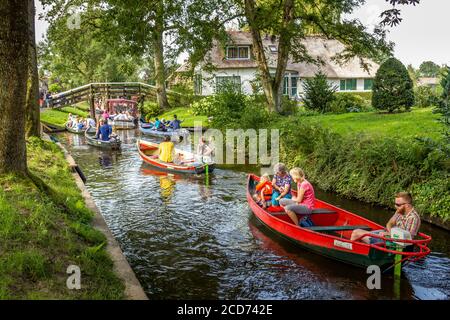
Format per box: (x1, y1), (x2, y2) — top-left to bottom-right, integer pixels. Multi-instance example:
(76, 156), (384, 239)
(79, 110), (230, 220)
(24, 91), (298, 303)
(334, 240), (353, 250)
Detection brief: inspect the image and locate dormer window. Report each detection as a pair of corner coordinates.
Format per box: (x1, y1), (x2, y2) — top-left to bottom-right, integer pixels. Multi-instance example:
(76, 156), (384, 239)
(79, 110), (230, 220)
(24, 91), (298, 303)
(226, 46), (250, 60)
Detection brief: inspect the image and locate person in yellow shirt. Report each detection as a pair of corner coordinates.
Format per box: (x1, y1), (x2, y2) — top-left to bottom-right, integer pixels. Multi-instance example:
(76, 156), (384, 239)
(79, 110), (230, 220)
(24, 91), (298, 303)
(158, 136), (175, 163)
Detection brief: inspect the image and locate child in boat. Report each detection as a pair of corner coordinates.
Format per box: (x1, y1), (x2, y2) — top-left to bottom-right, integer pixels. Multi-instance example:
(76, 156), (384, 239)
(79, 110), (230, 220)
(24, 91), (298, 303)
(77, 118), (85, 131)
(254, 174), (273, 209)
(67, 113), (74, 127)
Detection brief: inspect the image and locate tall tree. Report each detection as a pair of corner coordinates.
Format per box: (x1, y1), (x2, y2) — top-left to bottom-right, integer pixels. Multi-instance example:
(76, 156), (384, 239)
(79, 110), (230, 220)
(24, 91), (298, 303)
(26, 0), (41, 138)
(419, 61), (440, 78)
(41, 0), (233, 107)
(39, 7), (143, 90)
(0, 0), (29, 174)
(241, 0), (393, 112)
(372, 57), (415, 113)
(99, 0), (185, 110)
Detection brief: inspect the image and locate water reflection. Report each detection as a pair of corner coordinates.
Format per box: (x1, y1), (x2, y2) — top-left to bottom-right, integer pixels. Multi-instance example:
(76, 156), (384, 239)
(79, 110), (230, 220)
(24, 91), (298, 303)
(98, 151), (117, 168)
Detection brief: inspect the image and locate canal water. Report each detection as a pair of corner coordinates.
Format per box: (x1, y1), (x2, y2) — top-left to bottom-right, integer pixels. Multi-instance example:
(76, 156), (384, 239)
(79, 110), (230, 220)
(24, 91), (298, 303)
(56, 130), (449, 300)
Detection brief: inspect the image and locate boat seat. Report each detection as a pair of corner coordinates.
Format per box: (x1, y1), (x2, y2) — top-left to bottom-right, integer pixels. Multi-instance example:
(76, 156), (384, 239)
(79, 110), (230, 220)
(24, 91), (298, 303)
(271, 208), (337, 216)
(311, 208), (337, 215)
(305, 225), (371, 232)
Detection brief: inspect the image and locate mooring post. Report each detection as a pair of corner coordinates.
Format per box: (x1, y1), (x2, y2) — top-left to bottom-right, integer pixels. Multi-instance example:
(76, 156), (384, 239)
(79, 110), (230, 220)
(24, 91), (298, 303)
(393, 246), (403, 299)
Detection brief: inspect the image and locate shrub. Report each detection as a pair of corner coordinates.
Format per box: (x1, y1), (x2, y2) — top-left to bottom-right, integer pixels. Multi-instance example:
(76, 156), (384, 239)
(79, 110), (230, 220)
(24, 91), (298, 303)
(139, 101), (161, 120)
(239, 99), (274, 129)
(302, 71), (338, 113)
(279, 96), (299, 115)
(348, 91), (372, 103)
(372, 57), (415, 112)
(208, 83), (248, 128)
(415, 86), (440, 108)
(330, 93), (371, 114)
(434, 67), (450, 143)
(48, 83), (62, 93)
(191, 96), (217, 116)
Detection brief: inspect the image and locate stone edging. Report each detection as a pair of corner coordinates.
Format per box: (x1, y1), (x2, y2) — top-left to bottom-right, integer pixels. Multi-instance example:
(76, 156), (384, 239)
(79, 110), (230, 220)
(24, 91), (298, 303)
(44, 134), (148, 300)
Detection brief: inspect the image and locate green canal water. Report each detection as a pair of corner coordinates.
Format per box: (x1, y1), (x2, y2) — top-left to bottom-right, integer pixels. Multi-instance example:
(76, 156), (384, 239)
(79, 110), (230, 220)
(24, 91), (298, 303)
(56, 130), (449, 300)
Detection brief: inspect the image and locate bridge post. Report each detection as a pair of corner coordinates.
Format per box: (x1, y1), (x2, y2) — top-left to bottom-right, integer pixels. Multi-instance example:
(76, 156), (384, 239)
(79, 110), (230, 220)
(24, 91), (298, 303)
(89, 84), (95, 120)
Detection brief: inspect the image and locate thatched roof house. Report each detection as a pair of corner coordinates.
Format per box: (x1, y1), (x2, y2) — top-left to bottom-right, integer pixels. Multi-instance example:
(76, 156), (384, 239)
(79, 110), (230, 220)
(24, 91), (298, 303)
(177, 31), (379, 97)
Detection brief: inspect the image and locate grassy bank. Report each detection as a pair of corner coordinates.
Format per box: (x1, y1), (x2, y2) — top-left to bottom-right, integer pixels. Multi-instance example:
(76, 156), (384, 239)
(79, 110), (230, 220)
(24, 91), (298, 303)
(0, 138), (124, 299)
(301, 107), (443, 140)
(151, 107), (209, 128)
(41, 105), (89, 127)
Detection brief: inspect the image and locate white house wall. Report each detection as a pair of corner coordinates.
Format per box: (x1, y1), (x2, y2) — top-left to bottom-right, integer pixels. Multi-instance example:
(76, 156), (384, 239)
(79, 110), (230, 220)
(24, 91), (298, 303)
(298, 78), (371, 93)
(198, 68), (372, 96)
(199, 69), (257, 95)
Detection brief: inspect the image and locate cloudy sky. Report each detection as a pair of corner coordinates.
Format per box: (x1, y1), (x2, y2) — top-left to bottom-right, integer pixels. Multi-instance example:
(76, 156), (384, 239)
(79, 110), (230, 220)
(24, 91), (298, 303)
(35, 0), (449, 68)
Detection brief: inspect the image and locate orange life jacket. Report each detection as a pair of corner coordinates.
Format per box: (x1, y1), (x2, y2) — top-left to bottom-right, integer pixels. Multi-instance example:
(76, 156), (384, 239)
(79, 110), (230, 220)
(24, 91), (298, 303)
(256, 181), (273, 200)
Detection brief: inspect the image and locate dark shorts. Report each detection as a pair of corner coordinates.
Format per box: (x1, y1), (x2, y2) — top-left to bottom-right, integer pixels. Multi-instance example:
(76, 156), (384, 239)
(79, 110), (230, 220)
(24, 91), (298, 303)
(369, 230), (385, 244)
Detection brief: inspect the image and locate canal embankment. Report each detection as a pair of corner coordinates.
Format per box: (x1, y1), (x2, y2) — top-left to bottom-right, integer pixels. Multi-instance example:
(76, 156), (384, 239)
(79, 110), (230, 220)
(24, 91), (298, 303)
(0, 136), (146, 299)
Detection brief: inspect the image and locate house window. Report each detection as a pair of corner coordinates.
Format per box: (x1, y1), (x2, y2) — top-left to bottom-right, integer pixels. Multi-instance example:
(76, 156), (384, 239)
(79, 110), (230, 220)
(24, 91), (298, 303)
(283, 76), (289, 95)
(364, 79), (373, 90)
(340, 79), (357, 91)
(226, 46), (250, 60)
(291, 76), (298, 97)
(227, 47), (238, 59)
(215, 75), (241, 93)
(269, 45), (277, 53)
(194, 74), (202, 95)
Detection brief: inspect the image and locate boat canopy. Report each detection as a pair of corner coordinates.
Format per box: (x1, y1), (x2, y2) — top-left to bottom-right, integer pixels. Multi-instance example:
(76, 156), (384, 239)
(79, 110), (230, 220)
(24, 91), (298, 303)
(106, 98), (138, 116)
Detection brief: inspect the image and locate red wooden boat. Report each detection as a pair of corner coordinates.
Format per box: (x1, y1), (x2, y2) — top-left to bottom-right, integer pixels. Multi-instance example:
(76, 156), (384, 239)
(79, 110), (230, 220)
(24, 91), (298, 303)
(137, 139), (215, 174)
(247, 174), (432, 271)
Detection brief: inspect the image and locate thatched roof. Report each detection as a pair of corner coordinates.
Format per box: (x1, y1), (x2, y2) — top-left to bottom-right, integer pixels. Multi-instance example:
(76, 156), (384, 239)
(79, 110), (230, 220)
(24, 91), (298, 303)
(177, 31), (379, 78)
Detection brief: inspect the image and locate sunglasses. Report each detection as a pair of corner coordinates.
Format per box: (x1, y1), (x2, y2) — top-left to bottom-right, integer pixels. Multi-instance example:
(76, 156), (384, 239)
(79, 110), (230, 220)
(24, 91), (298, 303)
(395, 202), (407, 207)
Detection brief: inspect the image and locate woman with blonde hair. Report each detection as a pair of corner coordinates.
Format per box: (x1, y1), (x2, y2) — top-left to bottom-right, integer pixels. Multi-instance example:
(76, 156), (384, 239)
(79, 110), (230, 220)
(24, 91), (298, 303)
(279, 167), (316, 226)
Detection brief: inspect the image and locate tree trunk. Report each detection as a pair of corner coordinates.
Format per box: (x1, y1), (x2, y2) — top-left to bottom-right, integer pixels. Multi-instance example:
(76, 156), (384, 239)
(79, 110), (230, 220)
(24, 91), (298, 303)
(244, 0), (294, 113)
(244, 0), (275, 112)
(25, 0), (40, 138)
(0, 0), (29, 174)
(272, 0), (294, 113)
(153, 13), (170, 110)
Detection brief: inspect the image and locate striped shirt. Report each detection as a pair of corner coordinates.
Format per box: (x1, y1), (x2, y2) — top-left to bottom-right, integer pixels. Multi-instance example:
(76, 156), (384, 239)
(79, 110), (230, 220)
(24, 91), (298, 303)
(394, 208), (421, 237)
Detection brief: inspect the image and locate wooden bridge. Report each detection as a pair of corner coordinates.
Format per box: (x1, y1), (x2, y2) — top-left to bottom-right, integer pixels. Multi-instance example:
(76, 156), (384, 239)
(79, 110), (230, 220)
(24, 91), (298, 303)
(49, 82), (188, 117)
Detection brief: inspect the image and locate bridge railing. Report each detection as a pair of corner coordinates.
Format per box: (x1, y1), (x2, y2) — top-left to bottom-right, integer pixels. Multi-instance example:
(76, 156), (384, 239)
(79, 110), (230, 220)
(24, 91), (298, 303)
(50, 82), (188, 109)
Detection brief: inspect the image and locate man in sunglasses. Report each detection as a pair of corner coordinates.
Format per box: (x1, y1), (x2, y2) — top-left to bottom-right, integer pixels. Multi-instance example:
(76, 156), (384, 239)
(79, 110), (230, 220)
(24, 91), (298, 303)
(350, 192), (421, 244)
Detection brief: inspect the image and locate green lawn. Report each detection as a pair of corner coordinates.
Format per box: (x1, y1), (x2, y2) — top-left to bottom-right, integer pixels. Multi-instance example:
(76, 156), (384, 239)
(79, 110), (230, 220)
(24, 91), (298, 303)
(152, 107), (209, 128)
(0, 138), (124, 299)
(300, 107), (443, 140)
(41, 105), (89, 127)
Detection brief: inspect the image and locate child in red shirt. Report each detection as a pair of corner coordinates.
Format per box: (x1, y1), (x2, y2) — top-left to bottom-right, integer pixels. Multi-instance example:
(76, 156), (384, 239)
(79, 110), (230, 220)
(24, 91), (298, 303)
(254, 174), (273, 208)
